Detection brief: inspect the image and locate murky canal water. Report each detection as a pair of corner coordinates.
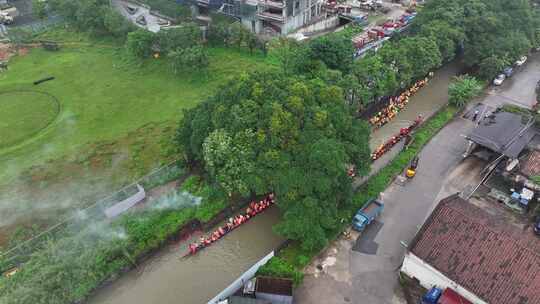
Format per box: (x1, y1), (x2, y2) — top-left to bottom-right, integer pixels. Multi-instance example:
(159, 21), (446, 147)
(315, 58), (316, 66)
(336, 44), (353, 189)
(87, 61), (465, 304)
(370, 61), (464, 149)
(87, 207), (283, 304)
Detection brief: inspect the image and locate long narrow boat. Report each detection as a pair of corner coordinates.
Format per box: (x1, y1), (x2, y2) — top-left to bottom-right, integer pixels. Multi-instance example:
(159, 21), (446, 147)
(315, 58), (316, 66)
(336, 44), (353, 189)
(182, 194), (275, 258)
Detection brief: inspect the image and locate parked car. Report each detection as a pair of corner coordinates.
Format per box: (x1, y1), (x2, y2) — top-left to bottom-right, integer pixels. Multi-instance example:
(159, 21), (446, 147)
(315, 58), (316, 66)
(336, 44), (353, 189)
(422, 287), (442, 304)
(536, 80), (540, 102)
(493, 74), (506, 86)
(503, 67), (513, 77)
(515, 55), (528, 66)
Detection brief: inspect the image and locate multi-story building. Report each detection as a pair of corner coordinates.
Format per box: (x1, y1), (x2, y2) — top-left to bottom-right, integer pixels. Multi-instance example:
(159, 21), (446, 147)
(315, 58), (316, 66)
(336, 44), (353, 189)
(255, 0), (323, 35)
(193, 0), (324, 35)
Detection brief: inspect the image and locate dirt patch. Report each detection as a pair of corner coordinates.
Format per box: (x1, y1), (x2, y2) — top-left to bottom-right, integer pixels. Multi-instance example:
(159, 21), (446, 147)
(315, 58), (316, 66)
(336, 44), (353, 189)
(399, 273), (427, 304)
(17, 47), (29, 56)
(0, 43), (16, 61)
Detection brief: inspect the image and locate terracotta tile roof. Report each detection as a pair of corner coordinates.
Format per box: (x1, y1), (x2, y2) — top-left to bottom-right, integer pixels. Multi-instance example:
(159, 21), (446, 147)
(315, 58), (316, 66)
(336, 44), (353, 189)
(521, 150), (540, 178)
(439, 288), (473, 304)
(409, 195), (540, 304)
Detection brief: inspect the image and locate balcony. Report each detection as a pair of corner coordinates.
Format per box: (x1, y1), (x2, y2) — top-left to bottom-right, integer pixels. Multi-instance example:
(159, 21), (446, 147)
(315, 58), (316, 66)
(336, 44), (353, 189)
(258, 0), (285, 8)
(257, 11), (285, 22)
(197, 0), (210, 7)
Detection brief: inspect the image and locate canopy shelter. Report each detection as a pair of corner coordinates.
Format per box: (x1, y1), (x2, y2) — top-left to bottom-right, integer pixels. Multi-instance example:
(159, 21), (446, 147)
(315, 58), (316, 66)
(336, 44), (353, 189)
(467, 111), (536, 159)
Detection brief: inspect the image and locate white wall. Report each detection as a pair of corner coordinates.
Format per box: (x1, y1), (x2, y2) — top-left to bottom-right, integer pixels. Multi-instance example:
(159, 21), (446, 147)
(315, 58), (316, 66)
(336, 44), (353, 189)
(401, 252), (488, 304)
(207, 251), (275, 304)
(295, 16), (338, 34)
(104, 184), (146, 218)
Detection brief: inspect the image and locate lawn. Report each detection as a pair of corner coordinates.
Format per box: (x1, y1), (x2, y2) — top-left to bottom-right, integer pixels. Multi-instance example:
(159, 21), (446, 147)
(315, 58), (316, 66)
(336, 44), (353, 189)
(0, 31), (273, 246)
(0, 91), (60, 149)
(0, 37), (272, 184)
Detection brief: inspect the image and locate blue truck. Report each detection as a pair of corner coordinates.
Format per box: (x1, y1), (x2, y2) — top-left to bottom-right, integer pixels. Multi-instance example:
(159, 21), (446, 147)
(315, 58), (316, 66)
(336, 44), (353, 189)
(352, 199), (384, 231)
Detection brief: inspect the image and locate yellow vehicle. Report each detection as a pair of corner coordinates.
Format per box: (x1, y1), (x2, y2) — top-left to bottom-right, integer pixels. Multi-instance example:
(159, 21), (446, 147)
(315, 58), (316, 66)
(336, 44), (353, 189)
(406, 156), (419, 178)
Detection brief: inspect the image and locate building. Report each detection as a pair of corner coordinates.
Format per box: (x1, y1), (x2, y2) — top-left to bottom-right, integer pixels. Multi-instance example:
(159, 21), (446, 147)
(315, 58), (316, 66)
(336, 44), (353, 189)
(254, 276), (293, 304)
(192, 0), (324, 35)
(465, 110), (536, 160)
(401, 194), (540, 304)
(504, 148), (540, 192)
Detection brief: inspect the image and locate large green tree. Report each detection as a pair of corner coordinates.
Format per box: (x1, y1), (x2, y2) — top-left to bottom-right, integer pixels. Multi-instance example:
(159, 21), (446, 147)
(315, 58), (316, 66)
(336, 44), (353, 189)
(307, 35), (354, 73)
(176, 71), (371, 250)
(351, 55), (398, 106)
(126, 29), (157, 59)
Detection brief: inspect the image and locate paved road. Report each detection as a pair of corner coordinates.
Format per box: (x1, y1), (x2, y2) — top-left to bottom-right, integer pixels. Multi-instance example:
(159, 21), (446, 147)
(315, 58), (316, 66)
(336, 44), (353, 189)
(483, 52), (540, 109)
(294, 55), (540, 304)
(112, 0), (167, 33)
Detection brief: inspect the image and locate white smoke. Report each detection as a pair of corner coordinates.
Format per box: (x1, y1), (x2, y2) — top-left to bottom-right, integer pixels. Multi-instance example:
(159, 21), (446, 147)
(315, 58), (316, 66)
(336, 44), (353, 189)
(151, 191), (202, 211)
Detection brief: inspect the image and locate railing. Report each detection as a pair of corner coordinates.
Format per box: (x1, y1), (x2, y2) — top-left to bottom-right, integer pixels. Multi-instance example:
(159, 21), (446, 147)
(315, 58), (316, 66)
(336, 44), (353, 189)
(257, 11), (285, 22)
(258, 0), (285, 8)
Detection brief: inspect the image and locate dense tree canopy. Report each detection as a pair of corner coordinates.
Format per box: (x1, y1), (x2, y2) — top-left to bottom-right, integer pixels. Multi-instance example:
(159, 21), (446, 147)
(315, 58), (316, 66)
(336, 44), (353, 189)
(413, 0), (540, 78)
(307, 35), (354, 73)
(176, 71), (371, 250)
(49, 0), (134, 37)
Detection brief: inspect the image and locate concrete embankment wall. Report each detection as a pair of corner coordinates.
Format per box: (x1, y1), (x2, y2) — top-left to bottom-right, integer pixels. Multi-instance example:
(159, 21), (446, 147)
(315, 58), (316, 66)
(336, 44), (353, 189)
(207, 251), (275, 304)
(296, 16), (339, 35)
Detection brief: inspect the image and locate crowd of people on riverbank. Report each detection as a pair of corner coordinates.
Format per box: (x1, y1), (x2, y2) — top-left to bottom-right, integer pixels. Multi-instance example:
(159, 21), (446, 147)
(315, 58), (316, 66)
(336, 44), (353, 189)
(369, 75), (432, 129)
(371, 116), (423, 161)
(187, 193), (275, 255)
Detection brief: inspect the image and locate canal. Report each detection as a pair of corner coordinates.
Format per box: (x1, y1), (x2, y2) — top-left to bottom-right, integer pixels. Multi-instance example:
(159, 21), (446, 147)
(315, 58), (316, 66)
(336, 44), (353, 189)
(88, 61), (464, 304)
(87, 207), (284, 304)
(370, 61), (464, 149)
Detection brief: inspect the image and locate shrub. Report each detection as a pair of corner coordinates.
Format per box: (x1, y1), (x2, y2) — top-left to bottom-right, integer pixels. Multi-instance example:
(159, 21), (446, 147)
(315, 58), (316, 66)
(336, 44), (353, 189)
(180, 175), (228, 223)
(126, 29), (157, 59)
(448, 75), (482, 108)
(257, 257), (303, 286)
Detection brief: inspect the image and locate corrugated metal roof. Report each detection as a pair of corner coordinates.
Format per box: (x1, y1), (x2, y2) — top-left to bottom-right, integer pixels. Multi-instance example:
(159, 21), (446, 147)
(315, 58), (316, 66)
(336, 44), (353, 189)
(256, 277), (293, 296)
(467, 111), (535, 158)
(409, 195), (540, 304)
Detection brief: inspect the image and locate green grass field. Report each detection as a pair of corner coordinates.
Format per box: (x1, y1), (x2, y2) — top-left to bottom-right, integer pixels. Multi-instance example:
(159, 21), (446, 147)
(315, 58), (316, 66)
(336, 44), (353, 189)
(0, 35), (272, 185)
(0, 91), (60, 149)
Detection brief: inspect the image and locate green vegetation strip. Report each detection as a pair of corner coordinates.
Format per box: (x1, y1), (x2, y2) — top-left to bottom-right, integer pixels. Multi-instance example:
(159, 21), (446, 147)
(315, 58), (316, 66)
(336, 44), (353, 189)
(259, 105), (459, 283)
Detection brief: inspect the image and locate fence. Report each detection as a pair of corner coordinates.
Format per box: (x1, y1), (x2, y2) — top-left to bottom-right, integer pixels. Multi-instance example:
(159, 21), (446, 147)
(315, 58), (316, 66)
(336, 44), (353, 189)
(0, 159), (186, 273)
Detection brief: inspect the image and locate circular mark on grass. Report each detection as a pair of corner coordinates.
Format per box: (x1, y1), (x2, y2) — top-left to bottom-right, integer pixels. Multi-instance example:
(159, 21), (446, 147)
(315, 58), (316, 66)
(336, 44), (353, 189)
(0, 90), (60, 149)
